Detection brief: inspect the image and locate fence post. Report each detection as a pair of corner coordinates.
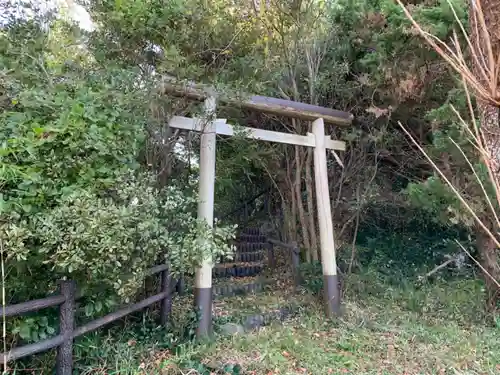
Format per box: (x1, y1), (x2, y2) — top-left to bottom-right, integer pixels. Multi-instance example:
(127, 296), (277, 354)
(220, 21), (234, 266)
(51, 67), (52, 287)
(176, 275), (185, 296)
(267, 240), (275, 270)
(57, 280), (76, 375)
(243, 202), (249, 225)
(160, 267), (172, 325)
(291, 241), (300, 289)
(264, 192), (270, 214)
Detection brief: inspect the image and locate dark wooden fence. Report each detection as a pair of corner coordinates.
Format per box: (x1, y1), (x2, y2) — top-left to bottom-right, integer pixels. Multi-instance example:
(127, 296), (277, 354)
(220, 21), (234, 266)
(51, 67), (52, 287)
(1, 264), (174, 375)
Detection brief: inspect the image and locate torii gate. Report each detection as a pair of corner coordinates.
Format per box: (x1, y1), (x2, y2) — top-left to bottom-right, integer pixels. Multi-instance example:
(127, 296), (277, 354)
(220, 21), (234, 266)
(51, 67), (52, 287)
(163, 81), (353, 337)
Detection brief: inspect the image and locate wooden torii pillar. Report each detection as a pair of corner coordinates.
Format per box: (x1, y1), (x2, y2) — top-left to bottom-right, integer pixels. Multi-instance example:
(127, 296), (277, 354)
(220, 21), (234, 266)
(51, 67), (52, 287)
(165, 82), (353, 337)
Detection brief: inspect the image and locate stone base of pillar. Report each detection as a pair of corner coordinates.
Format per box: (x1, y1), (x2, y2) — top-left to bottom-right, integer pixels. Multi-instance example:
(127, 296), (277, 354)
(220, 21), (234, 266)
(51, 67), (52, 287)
(323, 274), (341, 316)
(194, 287), (213, 337)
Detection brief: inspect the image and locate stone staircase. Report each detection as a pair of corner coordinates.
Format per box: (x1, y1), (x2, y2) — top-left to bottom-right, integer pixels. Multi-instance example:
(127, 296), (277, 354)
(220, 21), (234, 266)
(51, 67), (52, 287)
(210, 226), (300, 337)
(212, 227), (271, 297)
(213, 228), (297, 335)
(204, 192), (300, 335)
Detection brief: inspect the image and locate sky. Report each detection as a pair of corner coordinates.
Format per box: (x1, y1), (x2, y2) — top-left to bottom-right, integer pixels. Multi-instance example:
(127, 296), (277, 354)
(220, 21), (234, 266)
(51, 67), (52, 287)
(59, 0), (94, 31)
(0, 0), (94, 30)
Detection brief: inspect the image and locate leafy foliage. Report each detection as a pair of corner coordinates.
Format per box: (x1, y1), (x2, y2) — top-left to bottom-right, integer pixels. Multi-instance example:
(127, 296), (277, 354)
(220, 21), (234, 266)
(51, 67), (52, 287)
(356, 204), (473, 275)
(0, 15), (235, 308)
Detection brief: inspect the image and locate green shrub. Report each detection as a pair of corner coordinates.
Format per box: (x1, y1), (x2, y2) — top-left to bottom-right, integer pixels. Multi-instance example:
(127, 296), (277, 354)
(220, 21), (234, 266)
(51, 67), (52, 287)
(354, 204), (473, 278)
(299, 261), (323, 295)
(0, 18), (236, 346)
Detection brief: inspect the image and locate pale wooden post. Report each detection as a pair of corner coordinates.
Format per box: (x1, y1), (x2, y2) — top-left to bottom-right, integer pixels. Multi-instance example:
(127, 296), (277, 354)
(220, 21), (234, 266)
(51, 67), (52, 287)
(194, 96), (216, 337)
(312, 118), (341, 316)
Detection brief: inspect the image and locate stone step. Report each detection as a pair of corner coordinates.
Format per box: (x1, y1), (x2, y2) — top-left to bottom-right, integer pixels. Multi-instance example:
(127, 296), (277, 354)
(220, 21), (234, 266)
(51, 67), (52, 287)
(240, 227), (261, 235)
(213, 264), (263, 278)
(241, 306), (297, 330)
(220, 251), (264, 264)
(212, 279), (269, 297)
(170, 277), (271, 298)
(217, 306), (298, 335)
(237, 234), (267, 243)
(235, 242), (269, 252)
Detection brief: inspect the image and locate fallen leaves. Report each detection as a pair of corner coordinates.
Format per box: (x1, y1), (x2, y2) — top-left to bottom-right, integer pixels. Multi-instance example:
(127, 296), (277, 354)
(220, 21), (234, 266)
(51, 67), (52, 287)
(366, 105), (391, 119)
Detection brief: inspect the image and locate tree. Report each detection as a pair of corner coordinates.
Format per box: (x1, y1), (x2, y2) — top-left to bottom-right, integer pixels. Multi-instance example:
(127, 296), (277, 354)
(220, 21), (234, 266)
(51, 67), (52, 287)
(469, 0), (500, 309)
(398, 0), (500, 310)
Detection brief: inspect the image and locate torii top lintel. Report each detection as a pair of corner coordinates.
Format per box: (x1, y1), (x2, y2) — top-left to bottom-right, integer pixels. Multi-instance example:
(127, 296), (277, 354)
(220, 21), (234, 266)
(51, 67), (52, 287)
(160, 79), (353, 127)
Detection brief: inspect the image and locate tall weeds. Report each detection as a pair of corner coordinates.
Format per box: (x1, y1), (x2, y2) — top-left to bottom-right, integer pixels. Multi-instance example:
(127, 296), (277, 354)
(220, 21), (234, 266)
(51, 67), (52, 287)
(396, 0), (500, 293)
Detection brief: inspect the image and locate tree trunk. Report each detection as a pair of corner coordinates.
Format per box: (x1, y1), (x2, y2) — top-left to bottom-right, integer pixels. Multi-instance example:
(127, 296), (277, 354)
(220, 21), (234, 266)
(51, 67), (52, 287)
(475, 227), (500, 310)
(285, 149), (297, 242)
(475, 99), (500, 310)
(470, 0), (500, 309)
(305, 147), (319, 261)
(295, 146), (311, 262)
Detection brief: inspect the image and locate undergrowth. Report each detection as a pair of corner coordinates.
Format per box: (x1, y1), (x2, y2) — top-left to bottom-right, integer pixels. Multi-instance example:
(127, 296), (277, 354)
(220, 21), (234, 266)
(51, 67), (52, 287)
(7, 271), (499, 375)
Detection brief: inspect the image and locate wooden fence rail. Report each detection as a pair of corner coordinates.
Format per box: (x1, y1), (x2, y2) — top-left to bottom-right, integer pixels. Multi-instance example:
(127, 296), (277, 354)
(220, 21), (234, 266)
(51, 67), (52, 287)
(267, 238), (301, 288)
(1, 265), (173, 375)
(4, 295), (66, 318)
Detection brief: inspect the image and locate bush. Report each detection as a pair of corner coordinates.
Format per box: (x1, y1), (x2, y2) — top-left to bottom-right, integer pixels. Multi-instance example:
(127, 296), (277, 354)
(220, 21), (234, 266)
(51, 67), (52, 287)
(355, 204), (473, 277)
(298, 261), (324, 296)
(0, 19), (235, 305)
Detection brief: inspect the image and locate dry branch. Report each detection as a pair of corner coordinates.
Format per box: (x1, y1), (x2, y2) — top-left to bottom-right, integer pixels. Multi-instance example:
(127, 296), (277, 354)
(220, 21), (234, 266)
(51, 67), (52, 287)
(397, 0), (500, 296)
(419, 254), (462, 280)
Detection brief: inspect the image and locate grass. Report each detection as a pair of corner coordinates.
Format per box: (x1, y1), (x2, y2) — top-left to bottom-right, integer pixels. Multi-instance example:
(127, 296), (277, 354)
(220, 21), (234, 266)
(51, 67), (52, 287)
(8, 273), (500, 375)
(182, 276), (499, 375)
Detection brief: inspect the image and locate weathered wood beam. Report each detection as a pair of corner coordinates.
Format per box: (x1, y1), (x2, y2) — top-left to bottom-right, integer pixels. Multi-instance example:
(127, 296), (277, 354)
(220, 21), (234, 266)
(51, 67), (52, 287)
(168, 116), (346, 151)
(160, 79), (353, 126)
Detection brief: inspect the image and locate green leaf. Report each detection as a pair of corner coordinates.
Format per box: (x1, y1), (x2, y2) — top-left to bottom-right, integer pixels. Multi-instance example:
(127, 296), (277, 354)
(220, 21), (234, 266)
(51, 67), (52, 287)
(31, 330), (40, 342)
(84, 304), (94, 317)
(0, 194), (5, 215)
(33, 127), (44, 135)
(38, 316), (49, 327)
(25, 317), (35, 325)
(19, 324), (31, 340)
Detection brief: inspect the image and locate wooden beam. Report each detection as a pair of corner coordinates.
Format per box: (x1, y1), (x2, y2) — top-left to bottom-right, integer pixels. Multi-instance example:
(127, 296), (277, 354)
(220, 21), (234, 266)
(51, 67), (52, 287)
(241, 95), (352, 127)
(168, 116), (346, 151)
(167, 115), (228, 132)
(160, 79), (353, 126)
(217, 122), (345, 151)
